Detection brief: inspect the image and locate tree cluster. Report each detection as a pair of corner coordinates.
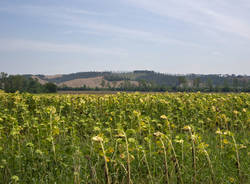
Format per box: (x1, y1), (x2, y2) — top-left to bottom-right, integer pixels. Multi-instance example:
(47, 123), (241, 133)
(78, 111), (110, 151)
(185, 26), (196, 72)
(0, 73), (57, 93)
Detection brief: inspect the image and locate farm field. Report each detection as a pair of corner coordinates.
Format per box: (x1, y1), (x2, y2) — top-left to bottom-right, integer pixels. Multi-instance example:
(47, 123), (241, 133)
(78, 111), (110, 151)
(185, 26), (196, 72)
(0, 92), (249, 183)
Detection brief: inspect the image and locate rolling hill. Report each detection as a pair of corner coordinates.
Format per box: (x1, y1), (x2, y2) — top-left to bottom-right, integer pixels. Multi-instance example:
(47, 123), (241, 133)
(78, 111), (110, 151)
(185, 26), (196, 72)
(29, 70), (250, 91)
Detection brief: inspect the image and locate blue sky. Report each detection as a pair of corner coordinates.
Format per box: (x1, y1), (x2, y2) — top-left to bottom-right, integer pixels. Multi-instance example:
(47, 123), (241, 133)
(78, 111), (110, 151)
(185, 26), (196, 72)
(0, 0), (250, 75)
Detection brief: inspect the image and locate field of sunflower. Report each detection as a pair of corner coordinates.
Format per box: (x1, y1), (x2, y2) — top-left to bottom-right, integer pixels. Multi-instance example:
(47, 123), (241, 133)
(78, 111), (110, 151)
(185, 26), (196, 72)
(0, 92), (249, 183)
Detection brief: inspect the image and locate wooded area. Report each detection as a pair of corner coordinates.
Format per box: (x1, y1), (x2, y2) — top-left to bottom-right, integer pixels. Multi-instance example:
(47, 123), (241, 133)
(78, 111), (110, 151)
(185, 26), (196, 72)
(1, 71), (250, 93)
(0, 72), (57, 93)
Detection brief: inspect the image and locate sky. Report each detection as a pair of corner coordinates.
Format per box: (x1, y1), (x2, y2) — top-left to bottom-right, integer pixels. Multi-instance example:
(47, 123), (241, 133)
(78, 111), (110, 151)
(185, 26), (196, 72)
(0, 0), (250, 75)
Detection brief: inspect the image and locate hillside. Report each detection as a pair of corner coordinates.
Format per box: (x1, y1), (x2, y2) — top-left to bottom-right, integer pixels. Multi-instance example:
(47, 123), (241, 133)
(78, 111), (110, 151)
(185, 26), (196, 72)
(29, 71), (250, 91)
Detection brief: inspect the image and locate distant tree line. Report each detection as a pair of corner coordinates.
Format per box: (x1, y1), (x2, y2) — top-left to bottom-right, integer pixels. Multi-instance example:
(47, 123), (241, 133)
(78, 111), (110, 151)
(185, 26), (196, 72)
(1, 71), (250, 93)
(59, 78), (250, 93)
(103, 74), (129, 81)
(43, 70), (250, 92)
(59, 71), (250, 92)
(0, 73), (57, 93)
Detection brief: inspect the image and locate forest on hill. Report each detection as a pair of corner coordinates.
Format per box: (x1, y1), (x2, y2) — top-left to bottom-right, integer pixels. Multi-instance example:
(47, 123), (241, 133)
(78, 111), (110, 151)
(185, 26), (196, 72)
(1, 71), (250, 93)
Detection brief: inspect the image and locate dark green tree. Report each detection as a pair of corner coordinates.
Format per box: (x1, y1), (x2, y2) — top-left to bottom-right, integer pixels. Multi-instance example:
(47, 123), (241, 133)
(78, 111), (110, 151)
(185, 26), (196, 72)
(193, 77), (200, 88)
(0, 72), (8, 89)
(100, 80), (106, 88)
(4, 75), (26, 93)
(177, 76), (187, 87)
(44, 82), (57, 93)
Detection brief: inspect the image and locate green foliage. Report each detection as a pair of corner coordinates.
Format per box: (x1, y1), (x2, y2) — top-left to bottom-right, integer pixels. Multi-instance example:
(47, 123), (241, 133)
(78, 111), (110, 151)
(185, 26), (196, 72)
(3, 71), (250, 92)
(40, 72), (111, 83)
(57, 71), (250, 92)
(3, 75), (44, 93)
(1, 74), (57, 93)
(103, 74), (129, 81)
(0, 93), (249, 183)
(44, 82), (57, 93)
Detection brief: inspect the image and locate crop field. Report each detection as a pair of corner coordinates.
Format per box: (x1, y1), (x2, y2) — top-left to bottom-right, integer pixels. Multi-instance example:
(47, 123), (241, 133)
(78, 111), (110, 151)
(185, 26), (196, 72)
(0, 92), (249, 184)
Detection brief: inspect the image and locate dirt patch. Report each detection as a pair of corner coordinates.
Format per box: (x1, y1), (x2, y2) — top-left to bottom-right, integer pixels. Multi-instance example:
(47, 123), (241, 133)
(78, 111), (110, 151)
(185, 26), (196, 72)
(59, 76), (105, 88)
(44, 74), (63, 79)
(32, 76), (48, 85)
(58, 76), (139, 88)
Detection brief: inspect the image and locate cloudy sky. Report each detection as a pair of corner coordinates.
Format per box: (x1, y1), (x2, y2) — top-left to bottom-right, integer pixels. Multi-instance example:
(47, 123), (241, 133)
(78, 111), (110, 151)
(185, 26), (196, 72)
(0, 0), (250, 75)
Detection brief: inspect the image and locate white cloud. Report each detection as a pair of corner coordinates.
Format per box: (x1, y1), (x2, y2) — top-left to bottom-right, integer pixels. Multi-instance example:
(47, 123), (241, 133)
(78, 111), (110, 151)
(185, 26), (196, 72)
(125, 0), (250, 40)
(59, 15), (201, 47)
(0, 4), (201, 47)
(0, 39), (126, 56)
(0, 5), (102, 16)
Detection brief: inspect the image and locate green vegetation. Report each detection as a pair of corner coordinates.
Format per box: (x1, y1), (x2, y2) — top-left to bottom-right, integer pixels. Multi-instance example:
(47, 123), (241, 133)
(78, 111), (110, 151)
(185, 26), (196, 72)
(0, 92), (249, 183)
(2, 71), (250, 93)
(56, 71), (250, 92)
(0, 73), (57, 93)
(43, 82), (57, 93)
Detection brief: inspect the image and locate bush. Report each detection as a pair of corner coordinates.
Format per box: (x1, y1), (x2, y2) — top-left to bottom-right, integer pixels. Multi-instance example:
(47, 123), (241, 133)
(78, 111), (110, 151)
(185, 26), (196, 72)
(44, 82), (57, 93)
